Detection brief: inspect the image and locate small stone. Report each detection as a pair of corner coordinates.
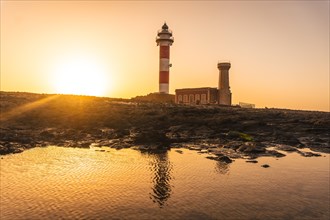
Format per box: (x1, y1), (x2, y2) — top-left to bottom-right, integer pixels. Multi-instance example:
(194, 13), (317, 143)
(261, 164), (270, 168)
(175, 150), (183, 154)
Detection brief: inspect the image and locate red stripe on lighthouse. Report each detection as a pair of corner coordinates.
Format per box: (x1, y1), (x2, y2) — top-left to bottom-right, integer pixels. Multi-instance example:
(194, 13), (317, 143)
(159, 71), (169, 83)
(160, 46), (170, 58)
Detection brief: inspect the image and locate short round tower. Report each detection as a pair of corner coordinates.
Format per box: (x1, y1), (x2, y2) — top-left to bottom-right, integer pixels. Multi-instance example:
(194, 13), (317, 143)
(217, 62), (232, 105)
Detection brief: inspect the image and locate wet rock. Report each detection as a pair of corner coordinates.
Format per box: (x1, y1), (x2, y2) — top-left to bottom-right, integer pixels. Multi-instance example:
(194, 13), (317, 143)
(206, 155), (233, 163)
(206, 155), (219, 161)
(211, 150), (224, 156)
(0, 143), (25, 155)
(275, 131), (301, 146)
(115, 129), (130, 138)
(76, 141), (91, 148)
(266, 150), (286, 158)
(188, 146), (202, 151)
(175, 150), (183, 154)
(275, 144), (297, 152)
(246, 160), (258, 163)
(237, 142), (266, 153)
(227, 131), (253, 142)
(39, 130), (55, 139)
(261, 164), (270, 168)
(297, 151), (321, 157)
(13, 147), (25, 154)
(132, 130), (170, 147)
(169, 144), (183, 148)
(218, 155), (233, 163)
(223, 141), (243, 150)
(0, 145), (9, 155)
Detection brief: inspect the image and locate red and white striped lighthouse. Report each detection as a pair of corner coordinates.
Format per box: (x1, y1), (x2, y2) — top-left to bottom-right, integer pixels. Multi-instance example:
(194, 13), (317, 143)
(156, 23), (174, 94)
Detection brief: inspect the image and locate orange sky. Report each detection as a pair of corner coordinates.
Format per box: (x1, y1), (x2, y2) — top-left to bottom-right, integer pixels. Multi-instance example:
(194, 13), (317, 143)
(1, 1), (329, 111)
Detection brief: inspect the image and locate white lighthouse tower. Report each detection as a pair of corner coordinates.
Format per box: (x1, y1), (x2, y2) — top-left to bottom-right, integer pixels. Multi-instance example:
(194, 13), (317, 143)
(156, 23), (174, 94)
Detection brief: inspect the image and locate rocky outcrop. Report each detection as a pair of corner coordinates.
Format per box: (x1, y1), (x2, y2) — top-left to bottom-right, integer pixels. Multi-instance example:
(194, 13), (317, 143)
(0, 92), (329, 161)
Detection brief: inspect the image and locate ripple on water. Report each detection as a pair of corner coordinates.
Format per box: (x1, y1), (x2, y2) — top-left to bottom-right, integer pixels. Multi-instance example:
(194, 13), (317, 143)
(0, 146), (329, 220)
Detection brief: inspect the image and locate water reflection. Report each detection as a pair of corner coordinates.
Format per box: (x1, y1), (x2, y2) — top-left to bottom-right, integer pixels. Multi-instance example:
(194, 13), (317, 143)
(214, 161), (230, 175)
(142, 151), (173, 208)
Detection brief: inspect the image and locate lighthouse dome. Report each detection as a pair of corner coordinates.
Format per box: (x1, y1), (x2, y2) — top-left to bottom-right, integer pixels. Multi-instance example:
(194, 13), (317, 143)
(162, 23), (168, 30)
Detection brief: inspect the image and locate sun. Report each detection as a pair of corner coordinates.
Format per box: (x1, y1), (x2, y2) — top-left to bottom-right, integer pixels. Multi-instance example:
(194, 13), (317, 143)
(53, 56), (108, 96)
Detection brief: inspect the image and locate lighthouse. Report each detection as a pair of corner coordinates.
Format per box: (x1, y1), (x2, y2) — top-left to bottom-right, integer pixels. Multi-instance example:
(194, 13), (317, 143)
(156, 23), (174, 94)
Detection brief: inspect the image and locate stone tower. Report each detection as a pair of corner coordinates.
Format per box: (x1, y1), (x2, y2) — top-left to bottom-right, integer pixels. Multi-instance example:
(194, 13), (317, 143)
(218, 62), (232, 105)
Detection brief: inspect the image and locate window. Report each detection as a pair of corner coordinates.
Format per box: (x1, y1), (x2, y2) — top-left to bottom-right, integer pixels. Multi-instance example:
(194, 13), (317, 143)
(201, 94), (207, 104)
(178, 95), (182, 102)
(189, 94), (194, 104)
(183, 95), (188, 103)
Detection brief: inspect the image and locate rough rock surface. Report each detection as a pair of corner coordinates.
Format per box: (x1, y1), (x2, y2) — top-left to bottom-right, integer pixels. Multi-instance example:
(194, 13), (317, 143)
(0, 92), (329, 164)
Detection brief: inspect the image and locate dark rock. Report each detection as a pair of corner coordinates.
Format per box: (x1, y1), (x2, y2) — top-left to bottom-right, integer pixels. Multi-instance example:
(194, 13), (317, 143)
(188, 146), (202, 151)
(223, 141), (243, 150)
(246, 160), (258, 163)
(218, 156), (233, 163)
(0, 145), (10, 155)
(206, 155), (233, 163)
(206, 156), (219, 161)
(115, 129), (130, 138)
(266, 150), (286, 157)
(76, 142), (91, 148)
(275, 144), (297, 152)
(193, 126), (214, 138)
(132, 130), (170, 147)
(227, 131), (253, 142)
(175, 150), (183, 154)
(237, 142), (266, 153)
(261, 164), (270, 168)
(39, 130), (55, 139)
(199, 149), (209, 153)
(12, 147), (24, 154)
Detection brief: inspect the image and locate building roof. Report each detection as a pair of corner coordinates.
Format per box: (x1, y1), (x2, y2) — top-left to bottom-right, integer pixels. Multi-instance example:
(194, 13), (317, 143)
(175, 87), (218, 92)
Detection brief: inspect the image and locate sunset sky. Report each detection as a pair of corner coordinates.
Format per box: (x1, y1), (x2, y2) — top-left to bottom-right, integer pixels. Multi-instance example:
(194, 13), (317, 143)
(1, 1), (329, 111)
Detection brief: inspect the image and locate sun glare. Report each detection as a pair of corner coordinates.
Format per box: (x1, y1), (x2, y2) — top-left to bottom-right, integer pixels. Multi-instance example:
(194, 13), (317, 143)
(53, 56), (108, 96)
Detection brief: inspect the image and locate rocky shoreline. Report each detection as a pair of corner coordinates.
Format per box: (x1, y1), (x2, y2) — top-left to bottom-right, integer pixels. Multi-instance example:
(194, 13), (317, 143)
(1, 92), (329, 163)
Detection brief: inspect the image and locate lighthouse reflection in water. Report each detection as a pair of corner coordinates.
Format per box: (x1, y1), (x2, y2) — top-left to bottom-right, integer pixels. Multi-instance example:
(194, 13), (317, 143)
(144, 151), (173, 207)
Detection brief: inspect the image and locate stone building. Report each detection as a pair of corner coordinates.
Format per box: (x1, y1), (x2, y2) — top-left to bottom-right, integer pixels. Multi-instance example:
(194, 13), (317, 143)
(175, 62), (232, 105)
(175, 87), (218, 104)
